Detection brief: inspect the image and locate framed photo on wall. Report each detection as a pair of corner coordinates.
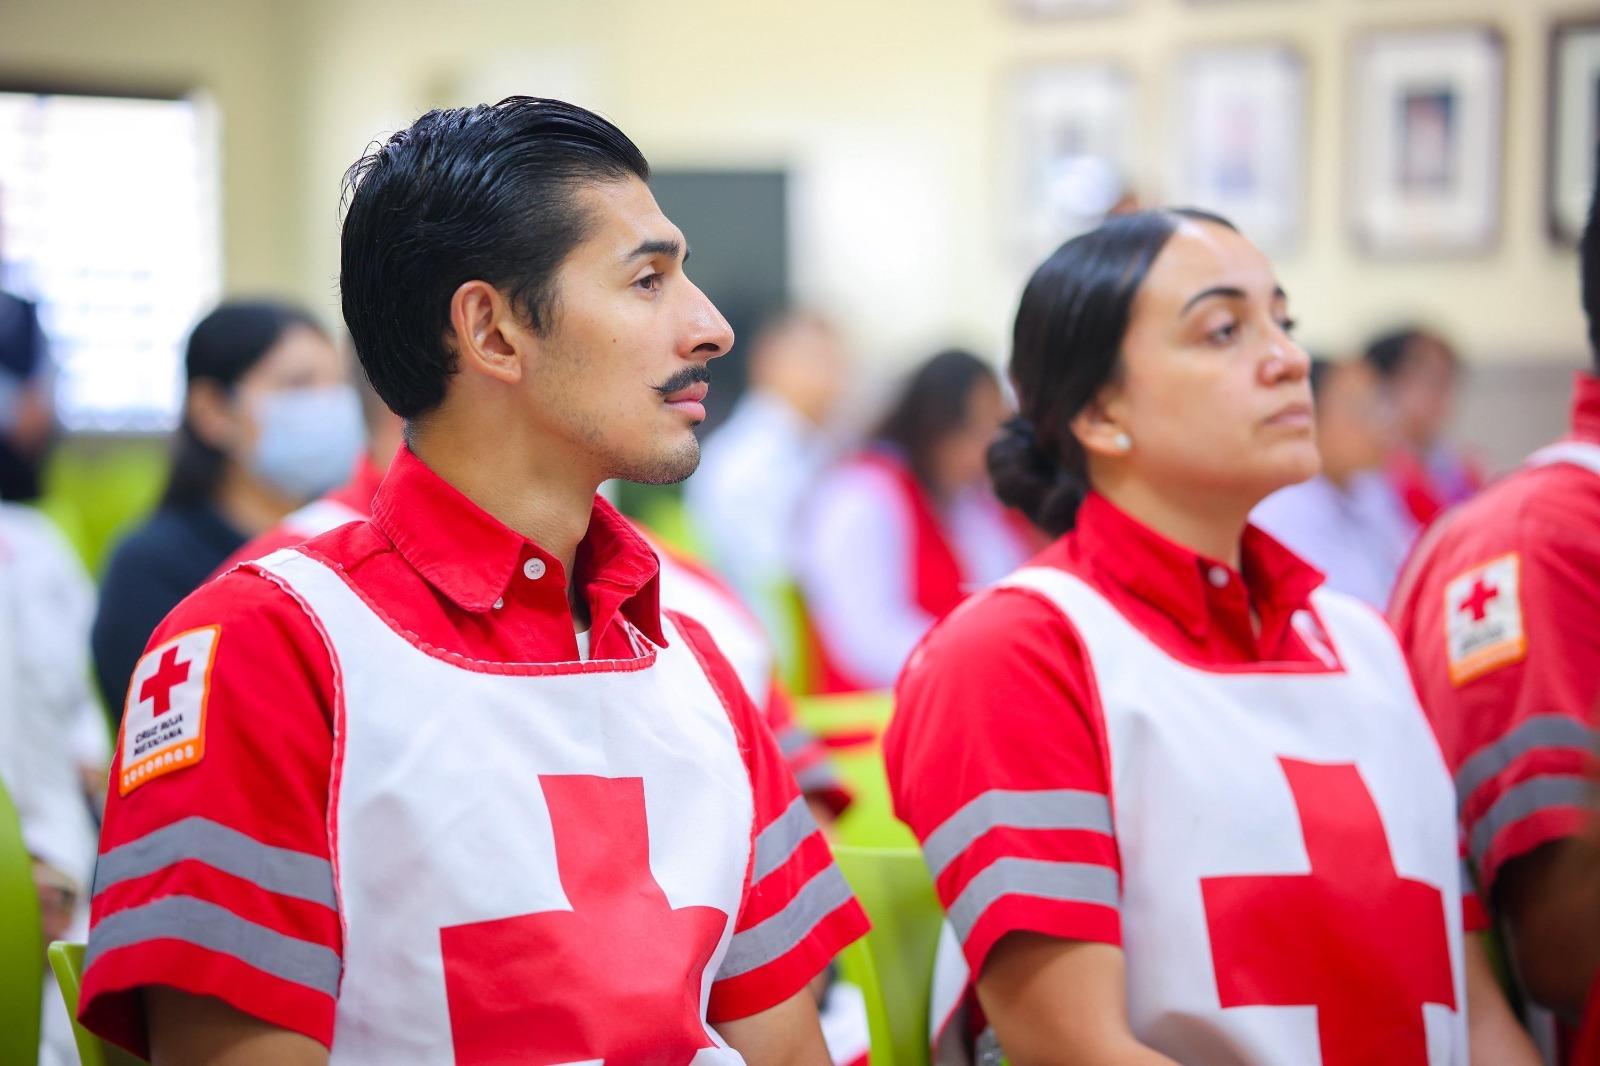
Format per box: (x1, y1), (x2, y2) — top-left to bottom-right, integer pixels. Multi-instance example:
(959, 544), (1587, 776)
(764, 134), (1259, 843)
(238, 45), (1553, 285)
(1172, 44), (1306, 253)
(1005, 62), (1135, 261)
(1349, 26), (1504, 256)
(1549, 18), (1600, 244)
(1008, 0), (1127, 16)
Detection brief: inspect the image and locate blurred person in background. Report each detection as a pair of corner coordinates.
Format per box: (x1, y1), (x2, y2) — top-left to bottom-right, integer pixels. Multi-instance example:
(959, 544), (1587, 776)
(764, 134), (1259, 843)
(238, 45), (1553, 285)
(887, 209), (1535, 1065)
(1389, 163), (1600, 1054)
(687, 309), (847, 645)
(796, 348), (1027, 693)
(1252, 356), (1415, 607)
(1366, 326), (1483, 527)
(0, 281), (53, 502)
(0, 502), (105, 1066)
(90, 300), (360, 716)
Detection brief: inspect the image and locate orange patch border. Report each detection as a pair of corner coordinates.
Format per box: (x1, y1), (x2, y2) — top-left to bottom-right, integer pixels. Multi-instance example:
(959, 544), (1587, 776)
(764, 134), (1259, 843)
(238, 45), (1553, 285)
(1445, 553), (1527, 687)
(118, 624), (221, 795)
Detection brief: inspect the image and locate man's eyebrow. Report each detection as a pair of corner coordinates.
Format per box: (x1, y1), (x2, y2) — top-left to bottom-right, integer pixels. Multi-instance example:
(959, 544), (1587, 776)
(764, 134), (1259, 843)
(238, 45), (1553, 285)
(624, 238), (687, 264)
(1179, 284), (1286, 315)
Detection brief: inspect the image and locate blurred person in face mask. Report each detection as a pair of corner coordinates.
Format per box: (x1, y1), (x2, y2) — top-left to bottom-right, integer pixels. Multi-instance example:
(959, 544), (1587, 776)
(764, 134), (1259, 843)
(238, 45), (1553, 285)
(1251, 357), (1416, 608)
(91, 300), (360, 718)
(796, 349), (1030, 692)
(1365, 326), (1483, 526)
(686, 309), (848, 646)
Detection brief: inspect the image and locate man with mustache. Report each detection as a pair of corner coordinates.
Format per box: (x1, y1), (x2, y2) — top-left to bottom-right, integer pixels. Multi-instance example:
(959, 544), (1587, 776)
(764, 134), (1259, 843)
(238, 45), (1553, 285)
(77, 97), (866, 1065)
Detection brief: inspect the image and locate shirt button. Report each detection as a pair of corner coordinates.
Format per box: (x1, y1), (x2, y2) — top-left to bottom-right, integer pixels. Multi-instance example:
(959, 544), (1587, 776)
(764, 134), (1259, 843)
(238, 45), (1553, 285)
(1207, 565), (1231, 589)
(523, 558), (547, 581)
(493, 597), (504, 610)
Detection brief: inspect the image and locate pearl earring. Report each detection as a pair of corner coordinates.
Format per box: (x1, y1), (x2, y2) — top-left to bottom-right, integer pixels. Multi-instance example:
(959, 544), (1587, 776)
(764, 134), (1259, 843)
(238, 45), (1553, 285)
(1113, 431), (1132, 453)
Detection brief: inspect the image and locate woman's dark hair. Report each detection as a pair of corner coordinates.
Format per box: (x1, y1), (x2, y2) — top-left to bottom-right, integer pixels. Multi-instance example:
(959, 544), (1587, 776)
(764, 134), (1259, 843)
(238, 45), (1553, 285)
(874, 348), (998, 495)
(339, 96), (650, 420)
(1582, 140), (1600, 372)
(989, 207), (1235, 536)
(162, 300), (325, 507)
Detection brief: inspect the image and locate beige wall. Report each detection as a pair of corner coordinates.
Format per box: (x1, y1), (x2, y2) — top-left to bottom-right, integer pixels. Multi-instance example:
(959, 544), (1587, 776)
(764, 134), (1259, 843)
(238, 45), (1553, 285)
(2, 0), (1594, 382)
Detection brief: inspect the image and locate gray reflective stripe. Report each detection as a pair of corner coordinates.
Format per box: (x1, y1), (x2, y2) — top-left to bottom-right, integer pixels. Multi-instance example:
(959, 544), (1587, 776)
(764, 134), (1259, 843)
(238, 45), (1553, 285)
(85, 895), (341, 997)
(718, 864), (855, 979)
(751, 795), (820, 884)
(922, 789), (1112, 880)
(947, 858), (1118, 942)
(776, 726), (812, 758)
(1455, 715), (1600, 811)
(1468, 774), (1596, 865)
(92, 816), (337, 910)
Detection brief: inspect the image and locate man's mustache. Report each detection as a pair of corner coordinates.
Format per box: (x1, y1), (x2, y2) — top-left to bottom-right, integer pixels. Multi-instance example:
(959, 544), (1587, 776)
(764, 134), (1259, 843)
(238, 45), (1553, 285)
(654, 365), (713, 395)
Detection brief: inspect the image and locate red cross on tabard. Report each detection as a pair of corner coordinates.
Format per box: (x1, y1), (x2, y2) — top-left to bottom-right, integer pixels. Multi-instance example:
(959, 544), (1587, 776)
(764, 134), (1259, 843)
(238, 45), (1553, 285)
(1201, 758), (1456, 1066)
(139, 646), (191, 717)
(1459, 577), (1500, 622)
(439, 774), (729, 1066)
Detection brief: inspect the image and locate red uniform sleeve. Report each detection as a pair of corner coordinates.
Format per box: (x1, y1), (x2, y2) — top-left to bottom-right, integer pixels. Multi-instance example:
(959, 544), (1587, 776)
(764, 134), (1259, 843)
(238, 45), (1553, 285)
(670, 611), (869, 1022)
(884, 587), (1120, 977)
(79, 568), (340, 1056)
(1392, 476), (1600, 897)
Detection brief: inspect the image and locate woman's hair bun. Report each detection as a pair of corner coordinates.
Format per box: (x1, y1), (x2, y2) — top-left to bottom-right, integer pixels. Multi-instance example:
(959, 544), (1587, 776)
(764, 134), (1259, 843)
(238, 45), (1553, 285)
(987, 415), (1086, 537)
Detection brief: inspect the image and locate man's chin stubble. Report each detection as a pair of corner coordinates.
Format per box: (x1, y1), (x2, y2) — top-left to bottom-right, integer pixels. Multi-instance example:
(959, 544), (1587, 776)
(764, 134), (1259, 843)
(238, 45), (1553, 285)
(619, 436), (702, 486)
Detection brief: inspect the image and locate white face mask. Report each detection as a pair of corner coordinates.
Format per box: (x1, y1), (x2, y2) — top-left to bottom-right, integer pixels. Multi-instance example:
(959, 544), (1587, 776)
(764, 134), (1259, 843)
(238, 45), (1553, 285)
(246, 384), (366, 501)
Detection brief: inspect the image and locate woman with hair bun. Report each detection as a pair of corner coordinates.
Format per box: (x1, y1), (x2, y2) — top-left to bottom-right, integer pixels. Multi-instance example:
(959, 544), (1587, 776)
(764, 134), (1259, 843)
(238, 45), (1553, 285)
(883, 210), (1535, 1064)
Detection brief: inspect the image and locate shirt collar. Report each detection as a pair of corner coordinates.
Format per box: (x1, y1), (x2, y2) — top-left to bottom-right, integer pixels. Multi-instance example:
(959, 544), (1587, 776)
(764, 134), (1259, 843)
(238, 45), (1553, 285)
(370, 446), (665, 645)
(1571, 372), (1600, 443)
(1073, 491), (1325, 642)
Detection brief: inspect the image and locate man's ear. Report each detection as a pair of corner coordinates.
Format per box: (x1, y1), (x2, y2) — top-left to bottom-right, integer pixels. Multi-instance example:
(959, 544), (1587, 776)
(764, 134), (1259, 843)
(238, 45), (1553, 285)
(448, 280), (532, 386)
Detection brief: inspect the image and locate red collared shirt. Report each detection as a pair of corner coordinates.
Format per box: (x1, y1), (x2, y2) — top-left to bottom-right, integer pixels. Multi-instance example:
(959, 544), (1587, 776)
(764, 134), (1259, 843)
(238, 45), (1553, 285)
(886, 492), (1487, 983)
(81, 447), (865, 1054)
(884, 493), (1341, 971)
(1390, 373), (1600, 895)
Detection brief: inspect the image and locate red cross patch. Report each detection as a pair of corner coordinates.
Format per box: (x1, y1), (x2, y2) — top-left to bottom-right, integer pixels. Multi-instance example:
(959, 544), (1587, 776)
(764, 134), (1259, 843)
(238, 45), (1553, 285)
(119, 626), (220, 795)
(1443, 554), (1525, 686)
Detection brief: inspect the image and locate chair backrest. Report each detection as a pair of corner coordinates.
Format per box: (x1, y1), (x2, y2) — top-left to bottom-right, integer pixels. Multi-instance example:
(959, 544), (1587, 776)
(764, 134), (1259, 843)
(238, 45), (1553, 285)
(0, 774), (42, 1065)
(793, 691), (916, 850)
(833, 846), (944, 1066)
(48, 942), (147, 1066)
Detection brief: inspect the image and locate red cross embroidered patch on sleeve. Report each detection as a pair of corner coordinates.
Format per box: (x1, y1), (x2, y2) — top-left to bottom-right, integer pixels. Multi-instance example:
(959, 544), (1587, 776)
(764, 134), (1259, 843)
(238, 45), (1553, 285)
(1443, 554), (1526, 687)
(119, 625), (220, 795)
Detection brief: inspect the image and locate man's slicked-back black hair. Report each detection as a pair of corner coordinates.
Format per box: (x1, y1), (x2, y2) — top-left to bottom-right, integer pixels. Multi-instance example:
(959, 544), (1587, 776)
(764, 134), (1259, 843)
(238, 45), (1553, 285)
(339, 96), (650, 419)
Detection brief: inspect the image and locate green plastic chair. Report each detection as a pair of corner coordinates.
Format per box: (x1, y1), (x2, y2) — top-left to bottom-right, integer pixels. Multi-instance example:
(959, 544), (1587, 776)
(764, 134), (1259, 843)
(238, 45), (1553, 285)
(48, 942), (147, 1066)
(1, 775), (43, 1065)
(794, 691), (916, 849)
(834, 845), (944, 1066)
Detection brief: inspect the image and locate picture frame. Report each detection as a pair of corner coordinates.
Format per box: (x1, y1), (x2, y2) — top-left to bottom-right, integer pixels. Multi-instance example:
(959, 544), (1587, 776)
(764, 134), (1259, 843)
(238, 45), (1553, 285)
(1005, 62), (1135, 262)
(1171, 44), (1306, 253)
(1008, 0), (1127, 17)
(1548, 18), (1600, 245)
(1348, 26), (1504, 256)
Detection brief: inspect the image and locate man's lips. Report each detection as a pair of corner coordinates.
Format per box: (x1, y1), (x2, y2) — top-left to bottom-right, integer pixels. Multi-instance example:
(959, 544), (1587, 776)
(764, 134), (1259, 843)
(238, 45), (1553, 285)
(662, 382), (709, 405)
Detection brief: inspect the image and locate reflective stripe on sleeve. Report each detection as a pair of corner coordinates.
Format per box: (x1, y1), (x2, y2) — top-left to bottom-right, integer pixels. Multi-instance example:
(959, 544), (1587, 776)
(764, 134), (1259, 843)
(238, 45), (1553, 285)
(750, 795), (821, 885)
(776, 726), (811, 758)
(716, 864), (855, 979)
(85, 895), (341, 997)
(92, 816), (337, 910)
(946, 857), (1119, 943)
(1453, 715), (1599, 811)
(1468, 774), (1595, 865)
(921, 789), (1113, 880)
